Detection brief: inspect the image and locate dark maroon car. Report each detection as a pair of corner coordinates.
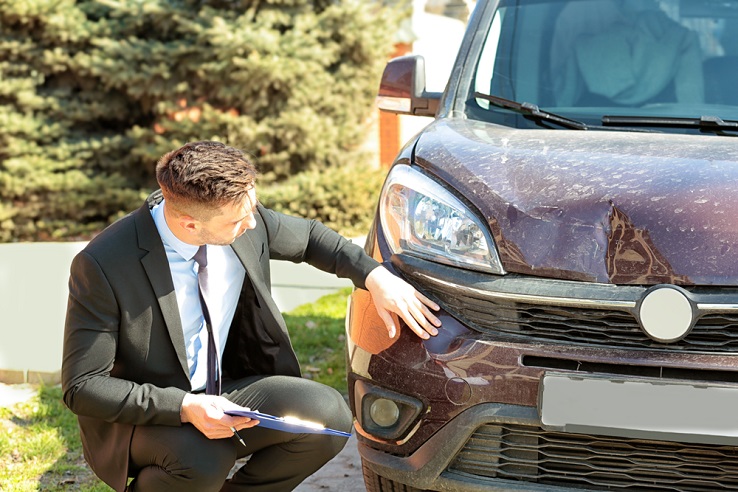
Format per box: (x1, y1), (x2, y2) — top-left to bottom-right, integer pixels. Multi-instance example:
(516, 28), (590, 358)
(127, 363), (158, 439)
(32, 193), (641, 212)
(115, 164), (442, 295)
(347, 1), (738, 491)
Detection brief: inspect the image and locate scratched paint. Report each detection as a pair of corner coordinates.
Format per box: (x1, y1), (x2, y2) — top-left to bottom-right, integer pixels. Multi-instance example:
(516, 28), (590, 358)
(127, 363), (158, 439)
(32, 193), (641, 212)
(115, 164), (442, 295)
(412, 119), (738, 285)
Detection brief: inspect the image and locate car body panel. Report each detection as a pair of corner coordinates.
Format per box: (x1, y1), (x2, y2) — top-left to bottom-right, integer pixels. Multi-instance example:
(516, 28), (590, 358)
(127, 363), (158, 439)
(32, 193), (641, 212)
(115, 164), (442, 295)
(414, 120), (738, 285)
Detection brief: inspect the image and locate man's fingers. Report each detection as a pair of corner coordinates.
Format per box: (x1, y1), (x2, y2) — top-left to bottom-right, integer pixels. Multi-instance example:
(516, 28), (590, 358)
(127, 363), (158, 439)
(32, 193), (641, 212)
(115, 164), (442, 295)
(415, 291), (440, 312)
(202, 416), (258, 439)
(223, 414), (254, 426)
(406, 292), (441, 330)
(413, 292), (442, 327)
(376, 308), (397, 338)
(399, 306), (431, 340)
(235, 418), (260, 431)
(408, 305), (438, 337)
(413, 301), (441, 330)
(188, 397), (262, 439)
(365, 265), (442, 340)
(378, 294), (440, 340)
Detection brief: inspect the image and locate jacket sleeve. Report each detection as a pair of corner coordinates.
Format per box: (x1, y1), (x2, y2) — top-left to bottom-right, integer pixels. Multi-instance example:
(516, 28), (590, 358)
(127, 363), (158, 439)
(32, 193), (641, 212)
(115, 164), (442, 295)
(61, 251), (186, 426)
(257, 206), (380, 290)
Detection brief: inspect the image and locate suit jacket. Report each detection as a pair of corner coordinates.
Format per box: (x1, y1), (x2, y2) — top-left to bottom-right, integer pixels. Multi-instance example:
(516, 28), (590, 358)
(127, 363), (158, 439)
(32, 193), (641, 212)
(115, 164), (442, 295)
(61, 192), (379, 491)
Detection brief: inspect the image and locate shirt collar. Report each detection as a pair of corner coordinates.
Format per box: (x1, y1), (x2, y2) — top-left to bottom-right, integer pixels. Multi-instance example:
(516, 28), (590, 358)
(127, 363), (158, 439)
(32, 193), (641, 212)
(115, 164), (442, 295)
(151, 199), (199, 261)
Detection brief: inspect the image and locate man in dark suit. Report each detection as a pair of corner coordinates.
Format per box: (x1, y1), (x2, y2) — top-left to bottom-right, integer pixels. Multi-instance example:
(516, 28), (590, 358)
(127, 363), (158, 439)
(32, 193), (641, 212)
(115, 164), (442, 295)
(62, 141), (441, 491)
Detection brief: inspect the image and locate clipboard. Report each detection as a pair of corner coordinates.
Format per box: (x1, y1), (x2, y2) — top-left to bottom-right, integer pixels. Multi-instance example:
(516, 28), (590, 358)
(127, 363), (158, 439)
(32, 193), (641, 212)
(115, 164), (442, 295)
(225, 409), (351, 437)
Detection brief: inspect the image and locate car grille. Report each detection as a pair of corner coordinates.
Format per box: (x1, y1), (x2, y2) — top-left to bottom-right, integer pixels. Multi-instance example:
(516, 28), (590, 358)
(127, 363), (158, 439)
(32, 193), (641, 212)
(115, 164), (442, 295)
(419, 280), (738, 353)
(450, 424), (738, 491)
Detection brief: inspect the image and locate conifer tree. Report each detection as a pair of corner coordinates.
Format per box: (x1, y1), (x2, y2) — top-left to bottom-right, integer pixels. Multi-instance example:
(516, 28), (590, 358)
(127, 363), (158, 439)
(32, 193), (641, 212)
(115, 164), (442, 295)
(0, 0), (397, 241)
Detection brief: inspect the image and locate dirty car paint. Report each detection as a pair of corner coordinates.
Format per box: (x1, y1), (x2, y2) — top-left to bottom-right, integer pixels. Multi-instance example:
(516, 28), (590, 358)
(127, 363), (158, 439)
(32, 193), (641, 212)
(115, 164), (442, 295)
(413, 119), (738, 285)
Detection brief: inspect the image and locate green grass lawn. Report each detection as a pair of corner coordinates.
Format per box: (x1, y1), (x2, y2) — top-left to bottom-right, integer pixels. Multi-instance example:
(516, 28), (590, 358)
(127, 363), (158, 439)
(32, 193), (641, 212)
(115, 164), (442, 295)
(0, 287), (353, 491)
(286, 288), (352, 391)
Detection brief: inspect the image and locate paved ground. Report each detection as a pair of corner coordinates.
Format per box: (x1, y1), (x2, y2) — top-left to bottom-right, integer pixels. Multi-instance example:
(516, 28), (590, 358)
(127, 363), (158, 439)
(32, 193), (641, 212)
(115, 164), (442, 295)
(0, 383), (36, 407)
(1, 383), (366, 490)
(294, 434), (366, 491)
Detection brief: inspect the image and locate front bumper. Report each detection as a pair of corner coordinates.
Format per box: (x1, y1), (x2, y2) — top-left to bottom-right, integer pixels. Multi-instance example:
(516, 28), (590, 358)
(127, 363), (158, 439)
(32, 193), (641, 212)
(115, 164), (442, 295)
(359, 399), (738, 491)
(347, 253), (738, 491)
(358, 402), (582, 492)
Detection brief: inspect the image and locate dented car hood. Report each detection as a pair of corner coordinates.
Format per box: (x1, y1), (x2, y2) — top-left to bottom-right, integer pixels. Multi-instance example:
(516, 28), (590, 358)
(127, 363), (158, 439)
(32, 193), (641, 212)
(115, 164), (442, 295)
(413, 119), (738, 286)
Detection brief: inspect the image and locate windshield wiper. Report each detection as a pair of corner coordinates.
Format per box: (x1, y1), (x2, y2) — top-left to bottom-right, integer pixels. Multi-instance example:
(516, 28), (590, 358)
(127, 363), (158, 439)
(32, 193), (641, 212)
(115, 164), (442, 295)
(474, 92), (588, 130)
(602, 115), (738, 135)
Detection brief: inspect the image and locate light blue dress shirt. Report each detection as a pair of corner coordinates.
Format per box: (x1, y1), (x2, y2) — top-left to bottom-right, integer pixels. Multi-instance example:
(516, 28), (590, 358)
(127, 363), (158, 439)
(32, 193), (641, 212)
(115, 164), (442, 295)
(151, 201), (246, 391)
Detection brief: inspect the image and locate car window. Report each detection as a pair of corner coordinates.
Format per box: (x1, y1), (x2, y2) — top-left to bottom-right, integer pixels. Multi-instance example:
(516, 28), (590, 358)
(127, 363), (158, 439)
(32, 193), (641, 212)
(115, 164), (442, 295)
(468, 0), (738, 130)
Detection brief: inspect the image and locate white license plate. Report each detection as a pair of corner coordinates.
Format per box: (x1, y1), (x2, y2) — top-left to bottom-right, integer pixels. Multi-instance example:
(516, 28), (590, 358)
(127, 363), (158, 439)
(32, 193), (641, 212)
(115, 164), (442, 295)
(539, 372), (738, 445)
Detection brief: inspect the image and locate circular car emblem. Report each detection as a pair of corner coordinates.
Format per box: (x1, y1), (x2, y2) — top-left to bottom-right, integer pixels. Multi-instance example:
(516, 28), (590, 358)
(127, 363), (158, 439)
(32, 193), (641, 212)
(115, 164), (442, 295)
(637, 285), (694, 343)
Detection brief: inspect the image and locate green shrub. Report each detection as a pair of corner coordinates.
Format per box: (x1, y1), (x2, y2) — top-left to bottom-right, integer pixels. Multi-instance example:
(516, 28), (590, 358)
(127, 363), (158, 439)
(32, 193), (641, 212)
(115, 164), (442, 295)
(259, 162), (386, 238)
(0, 0), (398, 242)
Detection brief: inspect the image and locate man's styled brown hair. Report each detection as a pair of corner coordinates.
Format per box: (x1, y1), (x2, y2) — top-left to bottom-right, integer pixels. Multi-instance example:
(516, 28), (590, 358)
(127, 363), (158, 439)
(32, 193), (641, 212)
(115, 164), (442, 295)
(156, 141), (258, 220)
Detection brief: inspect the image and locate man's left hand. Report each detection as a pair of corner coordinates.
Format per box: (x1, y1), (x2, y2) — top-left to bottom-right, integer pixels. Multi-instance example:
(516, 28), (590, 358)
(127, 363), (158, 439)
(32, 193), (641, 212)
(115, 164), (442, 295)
(364, 266), (442, 340)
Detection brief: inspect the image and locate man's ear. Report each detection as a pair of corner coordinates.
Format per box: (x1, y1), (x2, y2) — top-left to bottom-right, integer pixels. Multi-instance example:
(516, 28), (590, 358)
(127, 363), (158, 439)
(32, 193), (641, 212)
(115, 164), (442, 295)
(179, 215), (200, 235)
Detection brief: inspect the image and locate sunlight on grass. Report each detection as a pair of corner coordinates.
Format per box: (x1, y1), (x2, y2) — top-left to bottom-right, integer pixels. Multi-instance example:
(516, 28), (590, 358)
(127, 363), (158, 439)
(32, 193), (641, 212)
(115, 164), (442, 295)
(284, 287), (353, 392)
(0, 288), (353, 491)
(0, 386), (108, 491)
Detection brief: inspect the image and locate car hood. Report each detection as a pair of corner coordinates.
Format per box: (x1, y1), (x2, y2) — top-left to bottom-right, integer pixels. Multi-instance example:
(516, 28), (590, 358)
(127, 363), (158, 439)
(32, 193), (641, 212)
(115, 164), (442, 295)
(413, 119), (738, 285)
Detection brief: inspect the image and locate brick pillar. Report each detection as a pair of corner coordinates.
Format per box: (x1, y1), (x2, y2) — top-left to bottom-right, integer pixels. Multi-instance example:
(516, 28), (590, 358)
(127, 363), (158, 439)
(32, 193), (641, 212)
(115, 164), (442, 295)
(379, 42), (413, 169)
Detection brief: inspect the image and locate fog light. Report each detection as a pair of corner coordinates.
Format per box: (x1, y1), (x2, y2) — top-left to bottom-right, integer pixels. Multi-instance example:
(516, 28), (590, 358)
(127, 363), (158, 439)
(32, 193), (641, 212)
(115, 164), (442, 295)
(369, 398), (400, 428)
(355, 380), (423, 440)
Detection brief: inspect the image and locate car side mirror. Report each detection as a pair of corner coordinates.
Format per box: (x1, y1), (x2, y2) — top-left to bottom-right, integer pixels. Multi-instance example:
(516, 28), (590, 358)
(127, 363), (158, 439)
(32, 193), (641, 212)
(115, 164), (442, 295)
(376, 55), (441, 117)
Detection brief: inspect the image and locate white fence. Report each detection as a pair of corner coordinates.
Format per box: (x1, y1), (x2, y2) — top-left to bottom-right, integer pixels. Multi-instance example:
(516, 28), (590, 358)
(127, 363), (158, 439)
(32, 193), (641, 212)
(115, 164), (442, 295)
(0, 242), (86, 384)
(0, 242), (352, 385)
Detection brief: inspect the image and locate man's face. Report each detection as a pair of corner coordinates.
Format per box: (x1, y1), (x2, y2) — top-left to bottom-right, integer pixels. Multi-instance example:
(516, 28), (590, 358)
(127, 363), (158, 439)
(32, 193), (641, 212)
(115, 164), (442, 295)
(196, 188), (258, 245)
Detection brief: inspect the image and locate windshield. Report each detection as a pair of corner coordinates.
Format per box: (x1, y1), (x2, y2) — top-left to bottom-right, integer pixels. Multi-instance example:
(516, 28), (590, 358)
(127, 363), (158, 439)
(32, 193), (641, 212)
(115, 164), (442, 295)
(468, 0), (738, 131)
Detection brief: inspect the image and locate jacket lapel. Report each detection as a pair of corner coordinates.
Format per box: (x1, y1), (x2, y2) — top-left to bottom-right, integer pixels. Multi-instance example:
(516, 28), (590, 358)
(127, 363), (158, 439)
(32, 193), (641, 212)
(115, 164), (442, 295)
(134, 198), (190, 380)
(231, 232), (269, 308)
(230, 231), (289, 340)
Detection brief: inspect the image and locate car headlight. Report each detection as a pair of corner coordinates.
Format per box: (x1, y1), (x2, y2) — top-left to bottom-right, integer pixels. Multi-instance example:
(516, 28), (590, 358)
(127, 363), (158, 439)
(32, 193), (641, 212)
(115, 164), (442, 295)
(379, 165), (505, 275)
